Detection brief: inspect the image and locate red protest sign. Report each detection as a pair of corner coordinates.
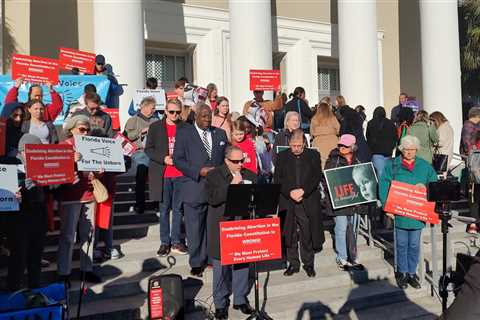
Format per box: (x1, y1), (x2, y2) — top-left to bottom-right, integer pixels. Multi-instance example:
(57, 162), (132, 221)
(114, 132), (137, 157)
(220, 217), (282, 265)
(0, 120), (6, 156)
(12, 54), (59, 84)
(103, 108), (120, 130)
(384, 181), (439, 224)
(59, 47), (96, 74)
(24, 144), (75, 186)
(166, 91), (178, 100)
(249, 70), (281, 91)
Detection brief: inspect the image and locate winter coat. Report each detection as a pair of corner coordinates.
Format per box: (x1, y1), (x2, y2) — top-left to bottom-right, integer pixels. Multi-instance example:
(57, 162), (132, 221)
(436, 121), (454, 167)
(274, 148), (325, 250)
(337, 105), (371, 162)
(378, 156), (438, 230)
(366, 116), (397, 157)
(124, 112), (159, 149)
(310, 116), (340, 168)
(409, 121), (439, 164)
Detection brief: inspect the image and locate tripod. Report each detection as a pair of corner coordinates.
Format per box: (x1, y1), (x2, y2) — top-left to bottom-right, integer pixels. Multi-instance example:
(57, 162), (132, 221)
(437, 201), (452, 313)
(247, 193), (273, 320)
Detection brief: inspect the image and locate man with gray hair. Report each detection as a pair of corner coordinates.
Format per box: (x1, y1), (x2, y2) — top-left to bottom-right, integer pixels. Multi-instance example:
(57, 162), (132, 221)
(125, 96), (159, 214)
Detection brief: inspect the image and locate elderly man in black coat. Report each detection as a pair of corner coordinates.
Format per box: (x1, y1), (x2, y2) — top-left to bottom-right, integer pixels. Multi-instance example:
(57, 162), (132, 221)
(205, 146), (256, 320)
(274, 129), (325, 277)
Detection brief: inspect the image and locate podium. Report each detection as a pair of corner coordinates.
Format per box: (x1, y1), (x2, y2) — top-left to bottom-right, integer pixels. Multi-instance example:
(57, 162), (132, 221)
(223, 184), (281, 320)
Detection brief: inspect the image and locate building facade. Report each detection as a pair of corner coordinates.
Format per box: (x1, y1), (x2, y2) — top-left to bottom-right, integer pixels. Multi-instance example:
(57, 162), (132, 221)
(3, 0), (463, 147)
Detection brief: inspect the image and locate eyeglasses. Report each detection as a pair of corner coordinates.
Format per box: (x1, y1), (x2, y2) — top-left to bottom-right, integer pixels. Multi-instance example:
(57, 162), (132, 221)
(77, 127), (90, 133)
(338, 144), (351, 148)
(228, 158), (245, 164)
(168, 110), (182, 115)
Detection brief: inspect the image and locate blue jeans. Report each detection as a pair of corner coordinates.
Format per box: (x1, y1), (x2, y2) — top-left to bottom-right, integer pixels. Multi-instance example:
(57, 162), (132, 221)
(372, 154), (389, 178)
(334, 214), (358, 262)
(395, 228), (422, 274)
(159, 177), (183, 245)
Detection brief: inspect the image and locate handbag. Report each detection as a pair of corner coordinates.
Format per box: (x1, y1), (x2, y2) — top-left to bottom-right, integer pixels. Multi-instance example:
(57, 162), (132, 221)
(432, 145), (448, 173)
(91, 178), (109, 203)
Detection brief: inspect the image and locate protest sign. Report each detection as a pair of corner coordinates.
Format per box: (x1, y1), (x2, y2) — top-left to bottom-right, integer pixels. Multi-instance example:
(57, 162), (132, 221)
(133, 89), (166, 110)
(220, 217), (282, 265)
(114, 132), (137, 157)
(0, 164), (19, 211)
(0, 119), (6, 156)
(24, 144), (75, 186)
(384, 181), (439, 224)
(103, 108), (120, 130)
(249, 70), (281, 91)
(12, 54), (59, 84)
(59, 47), (96, 74)
(0, 75), (110, 125)
(74, 135), (125, 172)
(324, 163), (378, 209)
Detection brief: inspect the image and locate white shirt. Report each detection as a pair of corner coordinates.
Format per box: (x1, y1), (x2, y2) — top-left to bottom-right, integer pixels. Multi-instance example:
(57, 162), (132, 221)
(194, 122), (212, 149)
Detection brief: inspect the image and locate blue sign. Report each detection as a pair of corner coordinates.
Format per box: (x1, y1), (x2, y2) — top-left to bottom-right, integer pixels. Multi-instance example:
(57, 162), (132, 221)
(0, 75), (111, 125)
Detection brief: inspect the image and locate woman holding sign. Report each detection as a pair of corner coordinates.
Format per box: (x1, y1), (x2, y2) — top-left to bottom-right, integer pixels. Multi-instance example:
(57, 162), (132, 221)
(379, 135), (437, 290)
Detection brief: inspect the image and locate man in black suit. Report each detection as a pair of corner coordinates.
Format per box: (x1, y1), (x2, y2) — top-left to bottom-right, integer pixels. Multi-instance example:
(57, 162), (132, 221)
(173, 103), (228, 276)
(205, 146), (256, 319)
(274, 129), (325, 277)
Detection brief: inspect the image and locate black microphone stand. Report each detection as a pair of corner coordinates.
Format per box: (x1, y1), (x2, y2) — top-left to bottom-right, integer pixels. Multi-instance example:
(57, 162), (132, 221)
(437, 201), (452, 313)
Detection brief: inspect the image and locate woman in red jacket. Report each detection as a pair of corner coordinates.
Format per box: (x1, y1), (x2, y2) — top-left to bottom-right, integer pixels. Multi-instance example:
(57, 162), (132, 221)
(231, 120), (258, 174)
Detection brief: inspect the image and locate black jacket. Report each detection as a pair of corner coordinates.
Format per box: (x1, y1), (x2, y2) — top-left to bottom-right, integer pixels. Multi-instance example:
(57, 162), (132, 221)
(274, 148), (325, 250)
(337, 105), (371, 162)
(205, 165), (257, 260)
(285, 97), (313, 126)
(366, 117), (397, 156)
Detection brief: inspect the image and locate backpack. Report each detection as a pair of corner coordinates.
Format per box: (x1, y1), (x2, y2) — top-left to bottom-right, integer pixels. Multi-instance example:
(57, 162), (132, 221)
(468, 148), (480, 184)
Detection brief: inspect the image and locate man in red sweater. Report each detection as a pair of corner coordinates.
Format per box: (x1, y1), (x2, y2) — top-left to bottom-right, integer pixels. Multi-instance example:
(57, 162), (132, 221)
(4, 78), (63, 122)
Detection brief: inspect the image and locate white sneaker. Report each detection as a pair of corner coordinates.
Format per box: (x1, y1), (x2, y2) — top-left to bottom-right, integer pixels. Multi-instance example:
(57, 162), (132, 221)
(336, 258), (352, 270)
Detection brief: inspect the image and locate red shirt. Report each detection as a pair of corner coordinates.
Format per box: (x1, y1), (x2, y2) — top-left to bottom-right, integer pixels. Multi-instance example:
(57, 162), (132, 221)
(209, 98), (218, 111)
(164, 123), (183, 178)
(235, 137), (258, 174)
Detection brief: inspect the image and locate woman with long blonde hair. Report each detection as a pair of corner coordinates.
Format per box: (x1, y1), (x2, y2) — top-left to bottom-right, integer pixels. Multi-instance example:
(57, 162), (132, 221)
(310, 102), (340, 168)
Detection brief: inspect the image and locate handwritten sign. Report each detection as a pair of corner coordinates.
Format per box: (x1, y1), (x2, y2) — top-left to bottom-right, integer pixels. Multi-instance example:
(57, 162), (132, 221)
(12, 54), (59, 84)
(133, 89), (166, 110)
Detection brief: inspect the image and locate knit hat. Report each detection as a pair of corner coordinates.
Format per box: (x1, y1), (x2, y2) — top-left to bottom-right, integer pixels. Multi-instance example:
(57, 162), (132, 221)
(18, 134), (42, 152)
(338, 134), (356, 147)
(95, 54), (105, 65)
(64, 114), (90, 132)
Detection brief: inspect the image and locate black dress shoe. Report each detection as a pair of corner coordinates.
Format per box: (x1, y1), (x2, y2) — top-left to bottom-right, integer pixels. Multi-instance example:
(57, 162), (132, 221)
(84, 271), (102, 284)
(214, 307), (228, 320)
(233, 302), (254, 315)
(408, 274), (422, 289)
(190, 267), (204, 277)
(395, 272), (408, 289)
(303, 266), (316, 278)
(283, 265), (300, 276)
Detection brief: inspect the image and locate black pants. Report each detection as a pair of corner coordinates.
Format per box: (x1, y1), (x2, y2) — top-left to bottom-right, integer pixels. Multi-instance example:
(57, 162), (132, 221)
(6, 204), (48, 291)
(136, 164), (148, 209)
(286, 205), (314, 269)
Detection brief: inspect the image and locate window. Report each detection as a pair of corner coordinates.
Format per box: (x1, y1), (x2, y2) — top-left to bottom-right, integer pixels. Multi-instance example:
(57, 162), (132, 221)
(318, 67), (340, 100)
(145, 53), (186, 91)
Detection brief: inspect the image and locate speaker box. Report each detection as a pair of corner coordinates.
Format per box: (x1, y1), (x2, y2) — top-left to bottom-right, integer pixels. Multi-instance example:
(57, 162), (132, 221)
(148, 274), (184, 319)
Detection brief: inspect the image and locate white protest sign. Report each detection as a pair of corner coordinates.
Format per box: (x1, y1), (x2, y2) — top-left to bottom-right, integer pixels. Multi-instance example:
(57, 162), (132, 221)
(0, 164), (19, 211)
(133, 89), (166, 110)
(74, 135), (126, 172)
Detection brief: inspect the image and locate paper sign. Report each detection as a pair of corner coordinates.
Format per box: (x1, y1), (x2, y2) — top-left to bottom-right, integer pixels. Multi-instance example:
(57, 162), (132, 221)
(114, 132), (137, 157)
(220, 217), (282, 265)
(103, 108), (120, 130)
(0, 164), (19, 211)
(324, 163), (378, 209)
(12, 54), (59, 84)
(24, 144), (75, 186)
(166, 91), (178, 100)
(249, 70), (281, 91)
(384, 181), (439, 224)
(133, 89), (166, 110)
(75, 135), (126, 172)
(149, 282), (163, 319)
(0, 119), (6, 156)
(59, 47), (96, 74)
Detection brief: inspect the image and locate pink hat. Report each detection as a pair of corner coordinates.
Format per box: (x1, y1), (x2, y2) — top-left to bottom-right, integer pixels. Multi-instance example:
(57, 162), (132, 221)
(338, 134), (356, 147)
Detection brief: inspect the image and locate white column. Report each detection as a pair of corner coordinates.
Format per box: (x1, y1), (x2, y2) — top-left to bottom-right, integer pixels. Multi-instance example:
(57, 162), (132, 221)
(93, 0), (145, 129)
(419, 0), (462, 151)
(284, 39), (319, 107)
(338, 0), (380, 120)
(229, 0), (272, 112)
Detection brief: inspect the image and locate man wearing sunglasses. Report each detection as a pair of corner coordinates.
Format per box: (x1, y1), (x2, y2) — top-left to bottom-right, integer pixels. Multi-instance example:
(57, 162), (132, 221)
(274, 129), (325, 278)
(205, 146), (256, 319)
(173, 103), (228, 277)
(145, 99), (187, 256)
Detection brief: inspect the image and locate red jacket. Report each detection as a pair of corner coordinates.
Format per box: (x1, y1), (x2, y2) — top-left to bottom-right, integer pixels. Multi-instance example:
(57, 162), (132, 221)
(5, 87), (63, 122)
(235, 137), (258, 174)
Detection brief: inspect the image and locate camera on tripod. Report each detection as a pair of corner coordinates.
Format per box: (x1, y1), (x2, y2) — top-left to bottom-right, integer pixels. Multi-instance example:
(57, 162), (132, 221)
(427, 177), (461, 203)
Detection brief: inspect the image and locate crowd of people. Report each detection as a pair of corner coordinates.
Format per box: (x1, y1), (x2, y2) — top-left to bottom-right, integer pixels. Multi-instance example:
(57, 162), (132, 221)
(1, 62), (480, 319)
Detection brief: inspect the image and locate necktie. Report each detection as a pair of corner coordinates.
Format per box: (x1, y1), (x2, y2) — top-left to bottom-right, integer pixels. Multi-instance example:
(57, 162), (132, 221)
(202, 129), (211, 159)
